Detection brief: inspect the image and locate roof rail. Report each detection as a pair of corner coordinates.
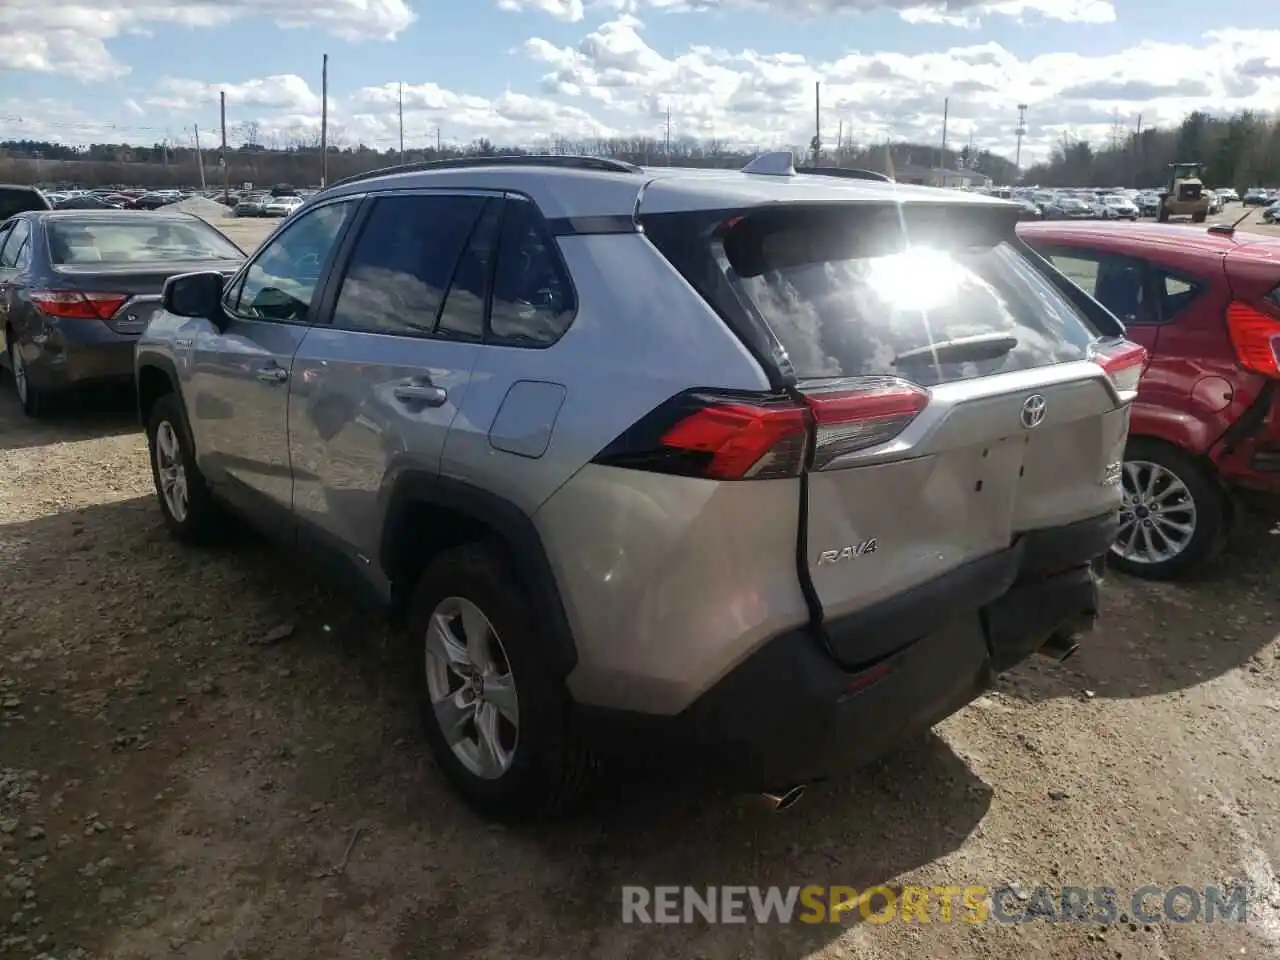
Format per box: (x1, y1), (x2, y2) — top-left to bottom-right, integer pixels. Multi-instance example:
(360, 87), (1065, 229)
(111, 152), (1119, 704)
(796, 166), (894, 183)
(326, 154), (643, 191)
(742, 152), (797, 177)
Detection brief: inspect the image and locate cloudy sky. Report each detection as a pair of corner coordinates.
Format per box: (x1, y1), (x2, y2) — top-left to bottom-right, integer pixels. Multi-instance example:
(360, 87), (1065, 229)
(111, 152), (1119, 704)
(1, 0), (1278, 164)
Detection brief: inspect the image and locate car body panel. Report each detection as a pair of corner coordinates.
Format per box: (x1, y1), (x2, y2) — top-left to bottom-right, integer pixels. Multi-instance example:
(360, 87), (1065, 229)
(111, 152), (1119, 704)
(1018, 220), (1280, 497)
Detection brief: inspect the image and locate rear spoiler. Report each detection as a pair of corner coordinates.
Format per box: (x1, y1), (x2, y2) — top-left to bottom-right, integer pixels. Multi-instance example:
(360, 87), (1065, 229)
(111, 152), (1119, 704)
(1013, 237), (1127, 338)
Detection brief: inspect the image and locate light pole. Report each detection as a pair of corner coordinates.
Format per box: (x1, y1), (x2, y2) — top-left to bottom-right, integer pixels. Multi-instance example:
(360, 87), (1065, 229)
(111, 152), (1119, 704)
(1015, 104), (1028, 171)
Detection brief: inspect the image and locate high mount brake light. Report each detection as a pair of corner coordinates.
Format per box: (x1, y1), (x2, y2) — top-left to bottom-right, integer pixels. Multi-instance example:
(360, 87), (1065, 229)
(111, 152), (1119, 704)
(29, 290), (128, 321)
(593, 378), (931, 480)
(1225, 301), (1280, 378)
(1088, 338), (1147, 393)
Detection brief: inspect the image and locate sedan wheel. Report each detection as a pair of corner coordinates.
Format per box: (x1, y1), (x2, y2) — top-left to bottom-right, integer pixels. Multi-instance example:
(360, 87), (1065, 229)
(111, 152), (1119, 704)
(1114, 460), (1197, 566)
(1108, 439), (1227, 580)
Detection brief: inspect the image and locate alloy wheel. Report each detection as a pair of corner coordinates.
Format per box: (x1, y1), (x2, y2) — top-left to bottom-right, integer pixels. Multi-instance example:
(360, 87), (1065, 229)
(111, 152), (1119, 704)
(1113, 459), (1198, 565)
(153, 420), (190, 523)
(424, 596), (520, 780)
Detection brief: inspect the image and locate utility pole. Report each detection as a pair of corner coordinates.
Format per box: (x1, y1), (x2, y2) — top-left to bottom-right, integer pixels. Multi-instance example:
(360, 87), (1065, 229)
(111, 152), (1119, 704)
(1015, 103), (1028, 170)
(812, 81), (821, 165)
(837, 119), (843, 154)
(398, 82), (405, 163)
(436, 126), (442, 153)
(940, 97), (949, 174)
(320, 53), (329, 187)
(194, 124), (206, 189)
(219, 92), (229, 204)
(664, 107), (671, 165)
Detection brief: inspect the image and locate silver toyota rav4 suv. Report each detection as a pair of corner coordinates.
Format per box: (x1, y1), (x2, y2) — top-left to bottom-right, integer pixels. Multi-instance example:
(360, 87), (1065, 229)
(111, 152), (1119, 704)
(135, 154), (1143, 821)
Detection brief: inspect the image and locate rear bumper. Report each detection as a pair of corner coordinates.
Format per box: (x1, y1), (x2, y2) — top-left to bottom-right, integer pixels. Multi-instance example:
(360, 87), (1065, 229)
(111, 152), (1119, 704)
(579, 519), (1107, 790)
(22, 321), (135, 390)
(1212, 382), (1280, 498)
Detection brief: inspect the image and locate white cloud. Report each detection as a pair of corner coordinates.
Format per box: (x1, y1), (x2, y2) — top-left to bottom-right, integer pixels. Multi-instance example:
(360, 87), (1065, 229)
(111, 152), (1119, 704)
(501, 0), (1116, 25)
(6, 19), (1280, 166)
(0, 0), (415, 81)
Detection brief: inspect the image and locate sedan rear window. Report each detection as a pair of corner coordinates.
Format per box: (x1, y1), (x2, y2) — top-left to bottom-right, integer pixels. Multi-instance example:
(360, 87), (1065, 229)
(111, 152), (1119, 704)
(47, 218), (243, 265)
(718, 208), (1099, 385)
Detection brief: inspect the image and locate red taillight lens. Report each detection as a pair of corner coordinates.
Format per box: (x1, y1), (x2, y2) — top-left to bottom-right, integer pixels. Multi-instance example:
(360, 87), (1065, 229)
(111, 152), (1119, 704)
(803, 378), (930, 471)
(594, 391), (809, 480)
(1225, 301), (1280, 378)
(593, 379), (932, 481)
(1088, 338), (1148, 393)
(659, 402), (808, 479)
(30, 290), (128, 321)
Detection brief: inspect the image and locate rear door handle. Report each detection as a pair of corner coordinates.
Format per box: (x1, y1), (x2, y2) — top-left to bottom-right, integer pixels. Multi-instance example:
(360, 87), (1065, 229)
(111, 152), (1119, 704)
(393, 382), (447, 407)
(257, 364), (289, 383)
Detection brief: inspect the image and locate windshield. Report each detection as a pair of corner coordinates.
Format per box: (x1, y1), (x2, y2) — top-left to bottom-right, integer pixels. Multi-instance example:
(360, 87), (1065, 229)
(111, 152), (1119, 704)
(47, 218), (243, 265)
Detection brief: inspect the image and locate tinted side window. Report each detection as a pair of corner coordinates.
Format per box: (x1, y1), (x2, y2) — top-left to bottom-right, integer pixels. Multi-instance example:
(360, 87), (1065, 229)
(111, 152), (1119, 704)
(489, 199), (576, 346)
(437, 200), (503, 340)
(332, 194), (485, 336)
(1154, 270), (1204, 321)
(0, 221), (29, 268)
(235, 201), (354, 323)
(1044, 248), (1152, 324)
(0, 224), (13, 265)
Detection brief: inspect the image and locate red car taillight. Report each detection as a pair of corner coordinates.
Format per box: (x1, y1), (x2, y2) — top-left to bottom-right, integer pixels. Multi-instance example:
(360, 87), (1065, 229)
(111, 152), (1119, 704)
(1225, 301), (1280, 378)
(1088, 338), (1148, 393)
(29, 290), (128, 321)
(593, 378), (930, 480)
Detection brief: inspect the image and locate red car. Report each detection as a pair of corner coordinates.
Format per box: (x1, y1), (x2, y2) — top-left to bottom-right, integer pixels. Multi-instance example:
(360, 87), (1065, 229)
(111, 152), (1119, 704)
(1018, 220), (1280, 579)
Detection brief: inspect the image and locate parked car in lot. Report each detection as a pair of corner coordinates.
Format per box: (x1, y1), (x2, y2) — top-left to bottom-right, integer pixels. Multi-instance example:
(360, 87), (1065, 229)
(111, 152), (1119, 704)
(1263, 200), (1280, 225)
(262, 195), (304, 218)
(0, 184), (52, 220)
(234, 194), (271, 217)
(0, 210), (245, 416)
(1243, 189), (1272, 206)
(1094, 194), (1140, 220)
(1020, 220), (1280, 578)
(1045, 196), (1095, 220)
(136, 154), (1140, 820)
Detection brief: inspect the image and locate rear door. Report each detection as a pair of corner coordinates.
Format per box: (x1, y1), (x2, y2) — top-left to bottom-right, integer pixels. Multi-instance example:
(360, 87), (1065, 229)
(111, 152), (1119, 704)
(647, 200), (1134, 647)
(286, 190), (496, 587)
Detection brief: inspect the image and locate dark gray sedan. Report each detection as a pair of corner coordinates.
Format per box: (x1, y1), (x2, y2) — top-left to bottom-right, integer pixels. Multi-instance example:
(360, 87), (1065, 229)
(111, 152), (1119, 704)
(0, 210), (245, 416)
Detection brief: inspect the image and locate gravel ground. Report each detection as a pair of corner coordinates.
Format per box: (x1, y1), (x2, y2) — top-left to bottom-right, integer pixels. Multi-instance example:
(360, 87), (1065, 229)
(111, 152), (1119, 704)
(0, 204), (1278, 960)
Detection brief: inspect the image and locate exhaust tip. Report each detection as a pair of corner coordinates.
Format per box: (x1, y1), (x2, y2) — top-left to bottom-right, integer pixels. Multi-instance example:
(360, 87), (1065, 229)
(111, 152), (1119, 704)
(760, 784), (807, 811)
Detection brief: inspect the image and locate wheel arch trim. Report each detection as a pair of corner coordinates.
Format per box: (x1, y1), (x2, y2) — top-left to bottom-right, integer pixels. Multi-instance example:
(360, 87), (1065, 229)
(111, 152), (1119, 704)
(379, 471), (578, 677)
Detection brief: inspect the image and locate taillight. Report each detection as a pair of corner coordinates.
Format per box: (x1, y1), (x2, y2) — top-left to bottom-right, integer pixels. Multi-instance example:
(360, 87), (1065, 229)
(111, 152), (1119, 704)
(1225, 301), (1280, 378)
(804, 378), (930, 471)
(591, 378), (930, 480)
(1088, 338), (1147, 393)
(594, 391), (809, 480)
(29, 290), (128, 321)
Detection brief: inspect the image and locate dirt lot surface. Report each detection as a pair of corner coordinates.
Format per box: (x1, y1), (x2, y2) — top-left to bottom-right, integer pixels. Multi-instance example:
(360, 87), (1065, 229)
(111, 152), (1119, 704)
(1, 204), (1279, 960)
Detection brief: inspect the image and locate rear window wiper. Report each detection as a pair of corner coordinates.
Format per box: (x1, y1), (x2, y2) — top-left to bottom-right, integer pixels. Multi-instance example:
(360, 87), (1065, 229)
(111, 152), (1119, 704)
(892, 333), (1019, 366)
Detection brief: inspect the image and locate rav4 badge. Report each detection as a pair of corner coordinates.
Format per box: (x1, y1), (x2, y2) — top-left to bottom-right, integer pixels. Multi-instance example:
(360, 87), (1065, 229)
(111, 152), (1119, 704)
(817, 539), (878, 565)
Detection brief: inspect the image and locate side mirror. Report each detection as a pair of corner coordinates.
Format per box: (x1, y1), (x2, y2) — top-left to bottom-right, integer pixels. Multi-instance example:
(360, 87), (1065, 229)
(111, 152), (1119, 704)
(163, 271), (225, 322)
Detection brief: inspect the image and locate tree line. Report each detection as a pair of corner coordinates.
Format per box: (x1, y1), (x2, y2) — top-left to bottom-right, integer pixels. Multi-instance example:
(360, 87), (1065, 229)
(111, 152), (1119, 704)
(1023, 110), (1280, 189)
(0, 132), (1017, 189)
(5, 108), (1276, 190)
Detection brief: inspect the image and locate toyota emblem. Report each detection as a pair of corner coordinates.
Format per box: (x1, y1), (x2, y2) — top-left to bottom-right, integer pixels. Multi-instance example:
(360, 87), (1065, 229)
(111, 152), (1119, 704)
(1020, 394), (1047, 429)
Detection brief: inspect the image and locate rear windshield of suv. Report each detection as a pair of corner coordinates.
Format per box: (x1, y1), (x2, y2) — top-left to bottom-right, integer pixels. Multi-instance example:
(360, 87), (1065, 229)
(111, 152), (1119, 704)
(47, 218), (243, 265)
(713, 207), (1099, 386)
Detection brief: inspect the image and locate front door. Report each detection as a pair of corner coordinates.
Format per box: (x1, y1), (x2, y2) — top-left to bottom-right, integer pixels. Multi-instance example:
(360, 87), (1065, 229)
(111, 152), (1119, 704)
(287, 191), (500, 594)
(188, 198), (358, 540)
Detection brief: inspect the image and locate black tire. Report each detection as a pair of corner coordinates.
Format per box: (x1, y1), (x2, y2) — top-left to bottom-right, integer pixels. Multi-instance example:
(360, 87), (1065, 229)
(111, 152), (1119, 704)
(1108, 438), (1227, 581)
(1192, 211), (1207, 224)
(9, 338), (50, 418)
(407, 543), (591, 822)
(146, 392), (222, 544)
(1157, 207), (1170, 224)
